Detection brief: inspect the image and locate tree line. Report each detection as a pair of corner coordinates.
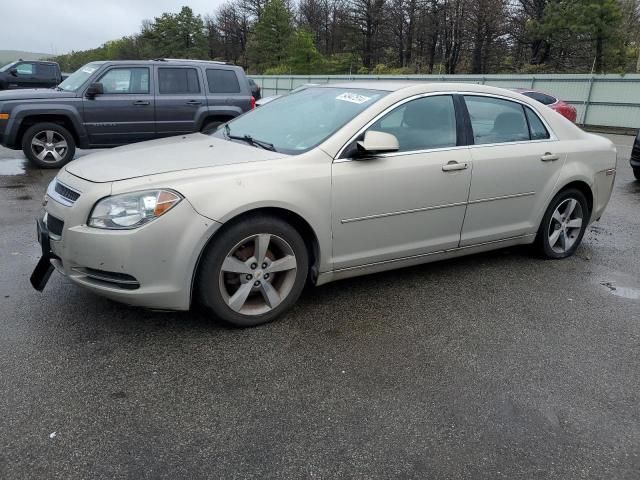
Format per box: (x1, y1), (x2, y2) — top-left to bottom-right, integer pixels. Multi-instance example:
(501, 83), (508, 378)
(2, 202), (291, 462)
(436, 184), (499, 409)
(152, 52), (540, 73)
(52, 1), (640, 75)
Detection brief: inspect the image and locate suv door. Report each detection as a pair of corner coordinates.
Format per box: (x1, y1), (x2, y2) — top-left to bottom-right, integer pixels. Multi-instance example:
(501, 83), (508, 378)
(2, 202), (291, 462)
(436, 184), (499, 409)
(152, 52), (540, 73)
(155, 66), (207, 137)
(332, 94), (472, 269)
(82, 66), (155, 146)
(460, 94), (566, 246)
(205, 68), (251, 113)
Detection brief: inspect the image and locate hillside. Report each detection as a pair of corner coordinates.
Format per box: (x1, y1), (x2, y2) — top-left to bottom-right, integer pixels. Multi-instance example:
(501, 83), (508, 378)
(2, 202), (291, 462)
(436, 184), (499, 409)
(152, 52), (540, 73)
(0, 50), (51, 65)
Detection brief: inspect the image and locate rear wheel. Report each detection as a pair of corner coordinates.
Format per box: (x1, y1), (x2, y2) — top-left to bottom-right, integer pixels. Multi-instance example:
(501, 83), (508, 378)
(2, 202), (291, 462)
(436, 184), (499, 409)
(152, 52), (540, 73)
(201, 120), (224, 134)
(634, 167), (640, 181)
(536, 188), (589, 259)
(22, 122), (75, 168)
(197, 215), (309, 327)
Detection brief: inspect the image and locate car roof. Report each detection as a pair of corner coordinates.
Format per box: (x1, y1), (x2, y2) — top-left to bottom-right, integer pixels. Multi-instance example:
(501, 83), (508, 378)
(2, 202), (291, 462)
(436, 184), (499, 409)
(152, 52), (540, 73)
(316, 81), (539, 99)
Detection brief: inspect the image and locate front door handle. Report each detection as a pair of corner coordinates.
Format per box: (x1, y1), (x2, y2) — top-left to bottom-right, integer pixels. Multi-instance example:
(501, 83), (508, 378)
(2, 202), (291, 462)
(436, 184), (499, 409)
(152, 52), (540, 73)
(186, 100), (202, 105)
(133, 100), (150, 106)
(541, 152), (560, 162)
(442, 161), (468, 172)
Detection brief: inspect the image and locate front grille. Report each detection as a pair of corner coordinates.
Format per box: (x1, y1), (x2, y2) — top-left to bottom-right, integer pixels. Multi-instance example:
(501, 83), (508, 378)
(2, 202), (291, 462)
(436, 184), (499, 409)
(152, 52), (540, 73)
(54, 182), (80, 203)
(47, 214), (64, 237)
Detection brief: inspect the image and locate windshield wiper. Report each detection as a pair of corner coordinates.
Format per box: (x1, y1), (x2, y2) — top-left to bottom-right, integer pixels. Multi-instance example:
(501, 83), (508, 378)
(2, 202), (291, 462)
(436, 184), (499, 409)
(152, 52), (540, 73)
(224, 124), (276, 151)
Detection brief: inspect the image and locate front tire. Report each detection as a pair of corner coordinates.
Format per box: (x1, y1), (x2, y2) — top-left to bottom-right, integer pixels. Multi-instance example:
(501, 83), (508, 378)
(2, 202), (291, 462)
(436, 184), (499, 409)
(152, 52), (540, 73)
(196, 215), (309, 327)
(634, 167), (640, 181)
(536, 188), (589, 259)
(22, 123), (76, 168)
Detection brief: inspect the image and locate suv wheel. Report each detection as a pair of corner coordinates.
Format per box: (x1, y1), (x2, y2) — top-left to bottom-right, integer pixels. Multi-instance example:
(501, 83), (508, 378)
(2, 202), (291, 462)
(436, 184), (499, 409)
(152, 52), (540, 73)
(201, 120), (224, 134)
(536, 188), (589, 259)
(196, 215), (309, 327)
(22, 123), (76, 168)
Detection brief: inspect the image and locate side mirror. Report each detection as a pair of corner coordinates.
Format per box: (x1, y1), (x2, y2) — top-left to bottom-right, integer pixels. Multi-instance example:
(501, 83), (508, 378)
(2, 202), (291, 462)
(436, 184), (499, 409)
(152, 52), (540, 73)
(8, 68), (18, 77)
(85, 82), (104, 97)
(355, 130), (399, 157)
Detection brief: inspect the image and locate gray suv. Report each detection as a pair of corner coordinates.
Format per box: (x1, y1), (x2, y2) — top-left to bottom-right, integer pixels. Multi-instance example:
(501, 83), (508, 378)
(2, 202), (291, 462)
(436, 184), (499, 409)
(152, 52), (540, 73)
(0, 59), (255, 168)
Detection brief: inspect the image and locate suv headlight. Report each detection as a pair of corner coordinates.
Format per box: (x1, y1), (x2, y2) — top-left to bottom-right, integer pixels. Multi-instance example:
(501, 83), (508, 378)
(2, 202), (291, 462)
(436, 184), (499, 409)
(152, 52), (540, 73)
(88, 190), (182, 229)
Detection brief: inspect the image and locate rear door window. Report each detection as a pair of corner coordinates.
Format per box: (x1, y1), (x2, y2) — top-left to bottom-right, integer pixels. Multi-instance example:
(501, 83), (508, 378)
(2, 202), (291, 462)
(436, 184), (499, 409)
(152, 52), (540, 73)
(158, 68), (200, 94)
(206, 69), (241, 93)
(39, 64), (56, 79)
(464, 96), (530, 145)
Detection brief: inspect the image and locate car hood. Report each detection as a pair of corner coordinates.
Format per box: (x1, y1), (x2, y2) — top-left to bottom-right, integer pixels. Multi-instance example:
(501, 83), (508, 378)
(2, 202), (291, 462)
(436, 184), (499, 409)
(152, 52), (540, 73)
(0, 88), (75, 101)
(65, 133), (288, 183)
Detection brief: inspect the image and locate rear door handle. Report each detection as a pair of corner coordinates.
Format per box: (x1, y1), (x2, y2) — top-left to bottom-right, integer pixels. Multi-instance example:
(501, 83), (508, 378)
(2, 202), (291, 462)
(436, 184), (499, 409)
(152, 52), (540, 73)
(133, 100), (150, 106)
(442, 161), (468, 172)
(186, 100), (202, 105)
(541, 152), (560, 162)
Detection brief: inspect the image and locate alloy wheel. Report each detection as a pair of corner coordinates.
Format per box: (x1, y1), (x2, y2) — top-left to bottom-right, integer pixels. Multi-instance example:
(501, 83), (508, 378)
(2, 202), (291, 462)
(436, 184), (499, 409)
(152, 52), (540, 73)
(218, 233), (298, 316)
(547, 198), (584, 254)
(30, 130), (68, 163)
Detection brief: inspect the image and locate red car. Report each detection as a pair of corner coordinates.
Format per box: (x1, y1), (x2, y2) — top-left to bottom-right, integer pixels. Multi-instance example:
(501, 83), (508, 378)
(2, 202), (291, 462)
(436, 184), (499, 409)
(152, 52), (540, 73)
(512, 89), (577, 123)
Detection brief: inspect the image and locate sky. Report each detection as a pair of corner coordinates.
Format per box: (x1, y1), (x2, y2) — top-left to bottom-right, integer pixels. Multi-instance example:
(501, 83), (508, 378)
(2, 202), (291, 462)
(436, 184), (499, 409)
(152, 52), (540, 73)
(0, 0), (225, 55)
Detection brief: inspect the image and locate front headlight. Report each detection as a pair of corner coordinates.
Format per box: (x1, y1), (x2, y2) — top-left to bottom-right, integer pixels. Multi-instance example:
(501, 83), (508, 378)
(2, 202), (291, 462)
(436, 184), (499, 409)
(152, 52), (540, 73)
(88, 190), (182, 229)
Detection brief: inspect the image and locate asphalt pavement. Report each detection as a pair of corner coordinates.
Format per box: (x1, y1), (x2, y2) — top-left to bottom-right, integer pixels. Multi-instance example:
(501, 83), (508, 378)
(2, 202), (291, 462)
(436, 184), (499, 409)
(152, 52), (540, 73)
(0, 136), (639, 479)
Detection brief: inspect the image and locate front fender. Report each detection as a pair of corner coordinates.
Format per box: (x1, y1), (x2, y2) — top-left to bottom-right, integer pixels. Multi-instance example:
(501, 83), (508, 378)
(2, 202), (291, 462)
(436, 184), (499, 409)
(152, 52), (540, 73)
(112, 152), (335, 273)
(5, 104), (87, 148)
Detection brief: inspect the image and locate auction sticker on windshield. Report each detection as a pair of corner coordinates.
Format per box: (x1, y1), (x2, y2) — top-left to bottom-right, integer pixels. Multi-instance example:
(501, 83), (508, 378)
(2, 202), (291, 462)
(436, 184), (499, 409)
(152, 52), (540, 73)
(81, 67), (97, 74)
(336, 92), (371, 104)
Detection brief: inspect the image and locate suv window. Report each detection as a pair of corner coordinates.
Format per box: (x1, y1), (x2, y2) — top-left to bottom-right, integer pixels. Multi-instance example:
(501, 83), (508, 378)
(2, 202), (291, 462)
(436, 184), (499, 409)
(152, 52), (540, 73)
(158, 68), (200, 94)
(206, 69), (240, 93)
(465, 96), (530, 145)
(369, 95), (457, 152)
(525, 107), (550, 140)
(99, 68), (149, 94)
(39, 64), (56, 79)
(16, 63), (34, 75)
(521, 91), (557, 106)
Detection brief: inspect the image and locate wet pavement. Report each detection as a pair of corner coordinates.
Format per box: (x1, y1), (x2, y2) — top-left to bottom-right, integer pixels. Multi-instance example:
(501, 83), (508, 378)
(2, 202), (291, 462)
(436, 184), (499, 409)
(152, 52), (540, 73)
(1, 137), (639, 479)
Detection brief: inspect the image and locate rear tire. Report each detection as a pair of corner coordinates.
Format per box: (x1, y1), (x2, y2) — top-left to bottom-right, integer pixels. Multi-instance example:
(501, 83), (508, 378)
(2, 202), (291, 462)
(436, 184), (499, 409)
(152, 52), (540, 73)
(201, 120), (224, 134)
(22, 122), (75, 168)
(196, 215), (309, 327)
(535, 188), (589, 259)
(634, 167), (640, 181)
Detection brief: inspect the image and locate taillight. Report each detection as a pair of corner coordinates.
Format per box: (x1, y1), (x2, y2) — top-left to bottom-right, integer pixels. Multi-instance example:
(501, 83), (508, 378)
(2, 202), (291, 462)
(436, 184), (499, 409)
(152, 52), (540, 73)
(250, 96), (256, 109)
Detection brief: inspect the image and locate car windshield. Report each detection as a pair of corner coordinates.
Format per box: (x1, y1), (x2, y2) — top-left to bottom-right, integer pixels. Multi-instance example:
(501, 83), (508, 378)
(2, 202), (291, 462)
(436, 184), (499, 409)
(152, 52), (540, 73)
(213, 87), (387, 154)
(58, 62), (102, 92)
(0, 61), (16, 72)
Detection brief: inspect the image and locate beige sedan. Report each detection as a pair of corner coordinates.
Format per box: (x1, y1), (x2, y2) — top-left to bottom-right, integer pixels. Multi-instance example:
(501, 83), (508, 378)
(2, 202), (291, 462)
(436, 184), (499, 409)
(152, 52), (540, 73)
(32, 82), (617, 327)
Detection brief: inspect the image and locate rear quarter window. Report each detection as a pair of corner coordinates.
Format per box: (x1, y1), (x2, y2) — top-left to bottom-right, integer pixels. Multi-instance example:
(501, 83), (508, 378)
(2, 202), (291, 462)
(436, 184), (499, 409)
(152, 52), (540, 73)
(206, 69), (241, 94)
(525, 107), (550, 140)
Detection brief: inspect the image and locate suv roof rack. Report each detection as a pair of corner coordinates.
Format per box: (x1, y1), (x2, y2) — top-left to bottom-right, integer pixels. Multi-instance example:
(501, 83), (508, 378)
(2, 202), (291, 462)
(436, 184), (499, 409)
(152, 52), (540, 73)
(151, 58), (227, 65)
